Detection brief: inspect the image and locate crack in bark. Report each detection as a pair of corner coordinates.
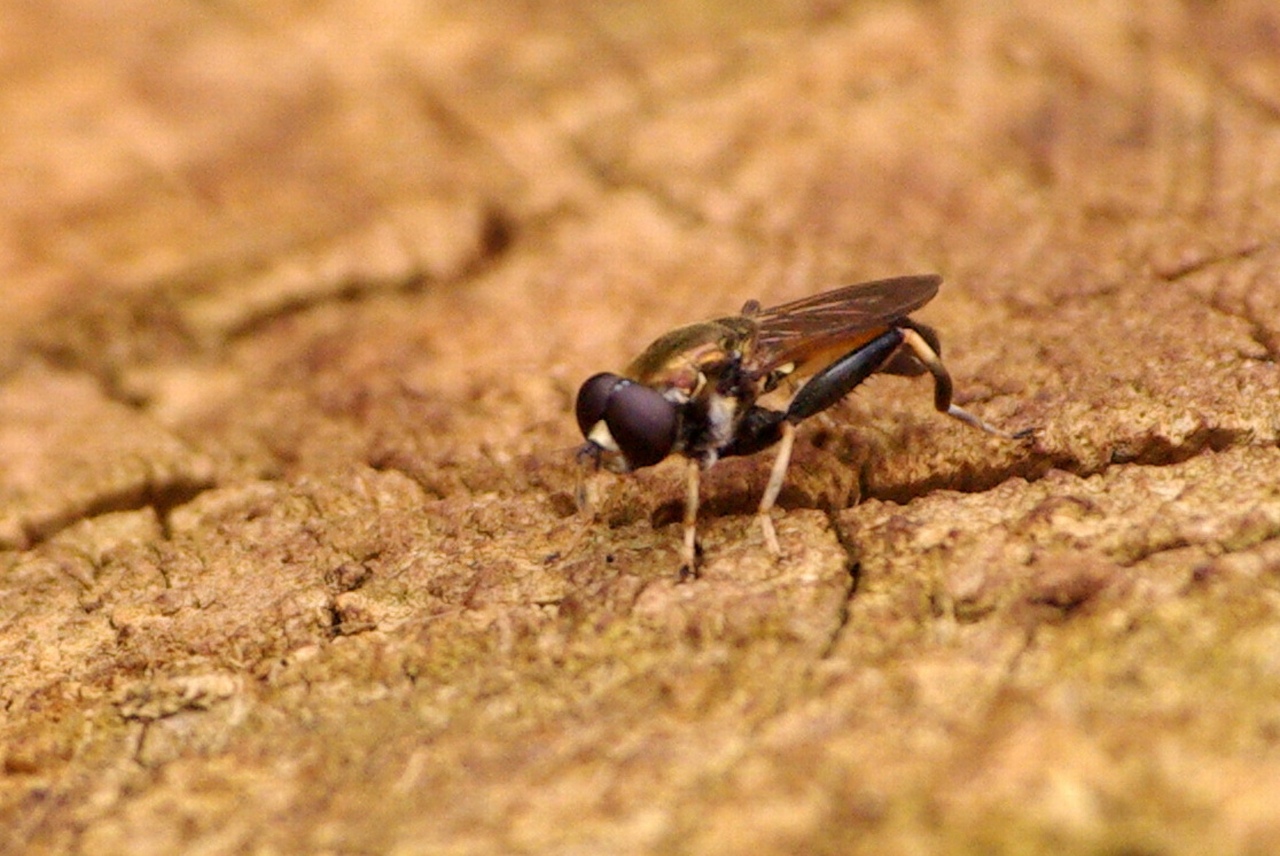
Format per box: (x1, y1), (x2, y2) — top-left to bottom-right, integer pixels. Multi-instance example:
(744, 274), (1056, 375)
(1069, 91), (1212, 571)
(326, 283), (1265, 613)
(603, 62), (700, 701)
(818, 506), (860, 661)
(218, 206), (515, 343)
(859, 423), (1259, 510)
(1208, 54), (1280, 125)
(15, 474), (215, 552)
(1201, 272), (1280, 364)
(568, 136), (713, 232)
(1152, 241), (1269, 283)
(19, 206), (515, 403)
(813, 424), (1271, 659)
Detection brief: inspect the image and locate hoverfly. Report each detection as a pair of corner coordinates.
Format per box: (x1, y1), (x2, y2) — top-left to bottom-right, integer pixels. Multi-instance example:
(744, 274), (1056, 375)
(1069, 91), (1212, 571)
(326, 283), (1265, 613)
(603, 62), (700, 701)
(575, 275), (1029, 574)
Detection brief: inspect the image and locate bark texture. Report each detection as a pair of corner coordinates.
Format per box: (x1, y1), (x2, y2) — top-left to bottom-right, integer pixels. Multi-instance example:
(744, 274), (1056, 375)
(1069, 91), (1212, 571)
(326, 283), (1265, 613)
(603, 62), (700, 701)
(3, 2), (1280, 853)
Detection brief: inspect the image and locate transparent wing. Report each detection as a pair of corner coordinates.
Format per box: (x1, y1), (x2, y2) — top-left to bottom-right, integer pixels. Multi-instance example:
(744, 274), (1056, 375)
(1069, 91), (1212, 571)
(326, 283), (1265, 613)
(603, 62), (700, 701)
(746, 274), (941, 378)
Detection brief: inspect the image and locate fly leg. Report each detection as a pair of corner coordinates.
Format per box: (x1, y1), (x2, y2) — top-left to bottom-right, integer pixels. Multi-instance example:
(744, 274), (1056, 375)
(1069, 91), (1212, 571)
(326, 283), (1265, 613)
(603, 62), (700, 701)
(787, 325), (1028, 439)
(704, 330), (904, 556)
(897, 327), (1031, 439)
(718, 406), (790, 554)
(573, 443), (600, 516)
(756, 325), (1027, 555)
(680, 457), (700, 577)
(561, 443), (605, 561)
(733, 324), (1025, 563)
(744, 329), (904, 553)
(755, 420), (795, 554)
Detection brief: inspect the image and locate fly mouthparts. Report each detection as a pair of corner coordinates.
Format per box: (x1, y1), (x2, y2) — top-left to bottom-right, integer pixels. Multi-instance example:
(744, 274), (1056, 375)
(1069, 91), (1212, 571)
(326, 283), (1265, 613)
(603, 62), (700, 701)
(576, 442), (604, 469)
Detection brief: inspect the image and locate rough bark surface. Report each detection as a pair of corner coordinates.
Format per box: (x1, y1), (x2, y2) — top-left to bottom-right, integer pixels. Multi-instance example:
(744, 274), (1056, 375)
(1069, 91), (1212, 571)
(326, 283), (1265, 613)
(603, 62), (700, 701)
(3, 3), (1280, 854)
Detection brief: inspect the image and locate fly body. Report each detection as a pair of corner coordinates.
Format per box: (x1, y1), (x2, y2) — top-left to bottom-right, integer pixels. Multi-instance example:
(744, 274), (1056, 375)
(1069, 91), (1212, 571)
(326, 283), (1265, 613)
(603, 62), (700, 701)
(574, 275), (1030, 574)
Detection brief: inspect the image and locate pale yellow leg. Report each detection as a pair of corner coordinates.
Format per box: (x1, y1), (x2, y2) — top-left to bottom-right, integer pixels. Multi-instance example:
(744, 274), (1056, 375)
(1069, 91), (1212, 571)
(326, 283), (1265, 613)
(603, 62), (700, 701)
(574, 460), (593, 517)
(682, 458), (700, 573)
(756, 420), (795, 555)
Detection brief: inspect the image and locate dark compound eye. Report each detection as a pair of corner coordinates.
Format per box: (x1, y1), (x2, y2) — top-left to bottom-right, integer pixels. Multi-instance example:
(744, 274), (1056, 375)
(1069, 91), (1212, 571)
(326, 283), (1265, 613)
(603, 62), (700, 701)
(604, 381), (677, 469)
(575, 372), (624, 437)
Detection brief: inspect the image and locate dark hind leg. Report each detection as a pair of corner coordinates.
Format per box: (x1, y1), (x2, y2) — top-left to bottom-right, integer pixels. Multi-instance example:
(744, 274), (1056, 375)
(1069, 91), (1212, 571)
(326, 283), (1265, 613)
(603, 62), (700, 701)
(896, 327), (1030, 439)
(755, 326), (1028, 553)
(787, 326), (1027, 438)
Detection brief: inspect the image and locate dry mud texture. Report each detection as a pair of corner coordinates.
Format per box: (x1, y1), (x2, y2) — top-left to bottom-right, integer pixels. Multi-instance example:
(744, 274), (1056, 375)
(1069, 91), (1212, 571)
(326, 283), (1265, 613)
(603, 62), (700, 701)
(3, 3), (1280, 854)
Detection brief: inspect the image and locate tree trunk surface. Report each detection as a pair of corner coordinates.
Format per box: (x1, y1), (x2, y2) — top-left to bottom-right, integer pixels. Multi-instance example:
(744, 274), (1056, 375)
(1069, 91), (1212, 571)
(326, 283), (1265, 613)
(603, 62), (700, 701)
(3, 3), (1280, 854)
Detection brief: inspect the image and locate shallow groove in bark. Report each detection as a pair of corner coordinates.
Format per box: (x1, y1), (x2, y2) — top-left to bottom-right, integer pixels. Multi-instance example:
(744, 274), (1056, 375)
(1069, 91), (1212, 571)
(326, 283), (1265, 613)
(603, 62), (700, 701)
(861, 426), (1258, 508)
(16, 475), (216, 551)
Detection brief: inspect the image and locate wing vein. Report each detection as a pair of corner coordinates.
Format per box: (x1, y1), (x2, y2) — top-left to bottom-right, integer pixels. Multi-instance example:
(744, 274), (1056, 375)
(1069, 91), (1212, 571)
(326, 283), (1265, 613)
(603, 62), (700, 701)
(748, 274), (941, 376)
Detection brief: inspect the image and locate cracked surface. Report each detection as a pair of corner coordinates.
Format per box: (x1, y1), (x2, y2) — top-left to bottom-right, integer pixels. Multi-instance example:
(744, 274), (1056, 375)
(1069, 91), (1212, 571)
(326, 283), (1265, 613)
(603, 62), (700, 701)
(3, 2), (1280, 854)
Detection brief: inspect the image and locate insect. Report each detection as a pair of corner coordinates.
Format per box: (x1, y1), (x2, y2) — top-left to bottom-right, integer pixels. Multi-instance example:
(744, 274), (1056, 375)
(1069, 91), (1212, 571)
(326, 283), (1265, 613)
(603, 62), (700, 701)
(574, 275), (1029, 574)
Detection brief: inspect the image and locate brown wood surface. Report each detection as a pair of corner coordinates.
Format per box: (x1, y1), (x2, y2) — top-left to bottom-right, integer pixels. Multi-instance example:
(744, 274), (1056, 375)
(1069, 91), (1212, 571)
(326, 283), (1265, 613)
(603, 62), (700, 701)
(3, 2), (1280, 853)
